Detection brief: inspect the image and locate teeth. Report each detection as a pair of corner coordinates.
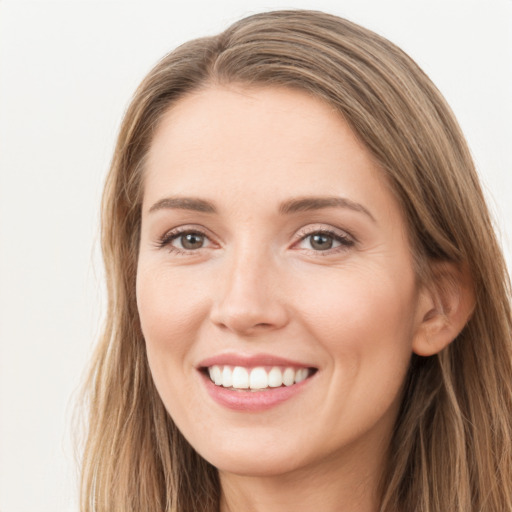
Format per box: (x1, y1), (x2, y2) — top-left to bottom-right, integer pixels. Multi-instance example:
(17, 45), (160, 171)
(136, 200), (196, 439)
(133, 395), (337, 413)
(207, 365), (312, 390)
(209, 365), (223, 386)
(283, 367), (295, 386)
(222, 365), (233, 387)
(249, 367), (268, 389)
(232, 366), (249, 389)
(268, 367), (283, 388)
(295, 368), (309, 383)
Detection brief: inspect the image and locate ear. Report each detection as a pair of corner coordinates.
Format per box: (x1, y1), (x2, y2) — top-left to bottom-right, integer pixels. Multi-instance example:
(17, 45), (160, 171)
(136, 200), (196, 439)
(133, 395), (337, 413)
(412, 261), (475, 357)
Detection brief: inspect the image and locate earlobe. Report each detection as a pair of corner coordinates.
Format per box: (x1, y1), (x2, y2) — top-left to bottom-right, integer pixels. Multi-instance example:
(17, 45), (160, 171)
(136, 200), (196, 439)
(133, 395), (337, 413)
(412, 262), (475, 357)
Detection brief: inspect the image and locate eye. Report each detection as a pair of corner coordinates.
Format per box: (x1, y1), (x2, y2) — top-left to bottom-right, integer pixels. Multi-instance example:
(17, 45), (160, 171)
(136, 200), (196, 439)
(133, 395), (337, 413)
(175, 232), (206, 250)
(308, 233), (337, 251)
(294, 228), (355, 253)
(157, 228), (213, 253)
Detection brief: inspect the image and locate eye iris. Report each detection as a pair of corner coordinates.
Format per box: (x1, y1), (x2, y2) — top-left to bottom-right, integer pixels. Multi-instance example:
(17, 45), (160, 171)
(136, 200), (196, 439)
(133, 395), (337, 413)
(310, 233), (333, 250)
(181, 233), (204, 249)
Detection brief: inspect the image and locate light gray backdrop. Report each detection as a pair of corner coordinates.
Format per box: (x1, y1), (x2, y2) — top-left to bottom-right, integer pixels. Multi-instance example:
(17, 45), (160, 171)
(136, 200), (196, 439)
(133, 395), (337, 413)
(0, 1), (511, 510)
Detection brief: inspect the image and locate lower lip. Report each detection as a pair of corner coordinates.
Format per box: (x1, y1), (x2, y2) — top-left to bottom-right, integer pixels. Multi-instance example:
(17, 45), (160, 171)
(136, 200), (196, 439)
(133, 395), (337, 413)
(200, 371), (314, 412)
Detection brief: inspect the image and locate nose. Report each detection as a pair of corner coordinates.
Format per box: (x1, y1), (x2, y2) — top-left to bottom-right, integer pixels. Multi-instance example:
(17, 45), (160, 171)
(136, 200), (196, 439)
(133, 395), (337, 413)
(209, 247), (289, 336)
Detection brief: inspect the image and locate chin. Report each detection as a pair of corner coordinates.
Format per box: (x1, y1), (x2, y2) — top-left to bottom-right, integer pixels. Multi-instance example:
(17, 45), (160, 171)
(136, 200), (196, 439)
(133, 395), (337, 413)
(189, 431), (310, 477)
(209, 452), (306, 478)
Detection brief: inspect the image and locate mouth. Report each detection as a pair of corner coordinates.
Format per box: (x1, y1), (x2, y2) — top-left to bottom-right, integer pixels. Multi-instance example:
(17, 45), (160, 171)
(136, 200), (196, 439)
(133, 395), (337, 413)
(202, 365), (317, 391)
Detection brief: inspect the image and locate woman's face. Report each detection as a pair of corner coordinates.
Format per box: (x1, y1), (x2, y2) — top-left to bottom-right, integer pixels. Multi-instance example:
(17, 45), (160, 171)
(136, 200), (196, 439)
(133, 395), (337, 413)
(137, 85), (428, 478)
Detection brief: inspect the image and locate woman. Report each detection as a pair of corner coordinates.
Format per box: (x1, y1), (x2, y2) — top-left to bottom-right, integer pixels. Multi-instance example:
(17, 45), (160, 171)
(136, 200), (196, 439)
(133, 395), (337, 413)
(80, 10), (512, 512)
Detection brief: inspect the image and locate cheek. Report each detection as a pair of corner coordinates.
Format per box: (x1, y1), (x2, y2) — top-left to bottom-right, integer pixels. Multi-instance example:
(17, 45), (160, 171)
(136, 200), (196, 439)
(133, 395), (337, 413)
(136, 264), (210, 390)
(297, 263), (417, 336)
(295, 265), (418, 384)
(293, 270), (417, 444)
(137, 264), (208, 340)
(135, 264), (217, 433)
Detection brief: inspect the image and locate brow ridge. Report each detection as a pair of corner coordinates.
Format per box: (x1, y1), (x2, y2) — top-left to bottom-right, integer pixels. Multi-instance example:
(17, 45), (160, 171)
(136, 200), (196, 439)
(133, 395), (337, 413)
(279, 196), (375, 221)
(149, 197), (217, 213)
(148, 195), (375, 222)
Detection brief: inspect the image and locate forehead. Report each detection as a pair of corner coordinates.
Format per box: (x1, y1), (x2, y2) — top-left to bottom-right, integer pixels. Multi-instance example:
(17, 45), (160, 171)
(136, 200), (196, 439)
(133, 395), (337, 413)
(143, 85), (394, 217)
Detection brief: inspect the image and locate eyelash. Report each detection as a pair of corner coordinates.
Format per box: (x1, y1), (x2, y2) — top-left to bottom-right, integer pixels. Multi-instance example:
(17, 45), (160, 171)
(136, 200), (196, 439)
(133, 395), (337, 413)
(156, 226), (212, 255)
(294, 227), (355, 254)
(156, 226), (355, 255)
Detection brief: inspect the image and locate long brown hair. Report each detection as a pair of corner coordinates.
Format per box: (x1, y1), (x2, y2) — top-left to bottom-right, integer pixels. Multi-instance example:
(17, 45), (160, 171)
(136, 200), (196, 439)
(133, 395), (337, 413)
(80, 10), (512, 511)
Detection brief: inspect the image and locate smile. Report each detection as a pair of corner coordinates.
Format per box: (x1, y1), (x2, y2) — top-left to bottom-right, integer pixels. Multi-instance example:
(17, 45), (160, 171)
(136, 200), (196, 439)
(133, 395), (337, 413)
(207, 365), (314, 390)
(198, 354), (318, 410)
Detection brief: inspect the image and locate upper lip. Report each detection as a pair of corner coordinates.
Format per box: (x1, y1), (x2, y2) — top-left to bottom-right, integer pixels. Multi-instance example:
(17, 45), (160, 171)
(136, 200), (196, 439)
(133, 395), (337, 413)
(197, 353), (316, 369)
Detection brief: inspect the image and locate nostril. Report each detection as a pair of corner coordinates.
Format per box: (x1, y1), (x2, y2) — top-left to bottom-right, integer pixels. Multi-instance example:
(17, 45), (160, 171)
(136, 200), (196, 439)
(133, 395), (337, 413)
(211, 308), (289, 335)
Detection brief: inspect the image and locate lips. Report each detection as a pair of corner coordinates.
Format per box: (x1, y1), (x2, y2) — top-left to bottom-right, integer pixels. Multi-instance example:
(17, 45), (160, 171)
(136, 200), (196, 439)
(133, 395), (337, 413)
(197, 353), (317, 403)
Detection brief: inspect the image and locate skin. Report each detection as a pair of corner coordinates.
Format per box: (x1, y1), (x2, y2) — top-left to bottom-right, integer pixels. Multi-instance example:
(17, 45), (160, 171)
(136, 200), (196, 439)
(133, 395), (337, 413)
(136, 85), (437, 512)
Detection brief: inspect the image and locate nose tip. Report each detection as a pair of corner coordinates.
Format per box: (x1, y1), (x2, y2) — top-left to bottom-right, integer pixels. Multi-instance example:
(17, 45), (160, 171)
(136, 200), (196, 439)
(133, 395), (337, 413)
(211, 307), (285, 336)
(209, 263), (289, 336)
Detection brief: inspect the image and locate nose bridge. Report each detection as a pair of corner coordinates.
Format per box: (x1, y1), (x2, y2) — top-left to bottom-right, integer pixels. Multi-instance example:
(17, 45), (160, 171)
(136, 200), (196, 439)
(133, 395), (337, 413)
(210, 237), (288, 334)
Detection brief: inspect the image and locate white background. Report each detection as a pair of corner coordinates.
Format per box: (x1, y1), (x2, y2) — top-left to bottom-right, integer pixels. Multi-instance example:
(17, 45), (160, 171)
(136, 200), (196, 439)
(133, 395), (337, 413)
(0, 1), (510, 511)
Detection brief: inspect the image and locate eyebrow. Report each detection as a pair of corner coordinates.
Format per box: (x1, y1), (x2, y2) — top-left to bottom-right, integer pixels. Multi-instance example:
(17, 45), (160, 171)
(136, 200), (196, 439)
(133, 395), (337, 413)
(148, 195), (375, 222)
(278, 196), (376, 222)
(149, 197), (217, 213)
